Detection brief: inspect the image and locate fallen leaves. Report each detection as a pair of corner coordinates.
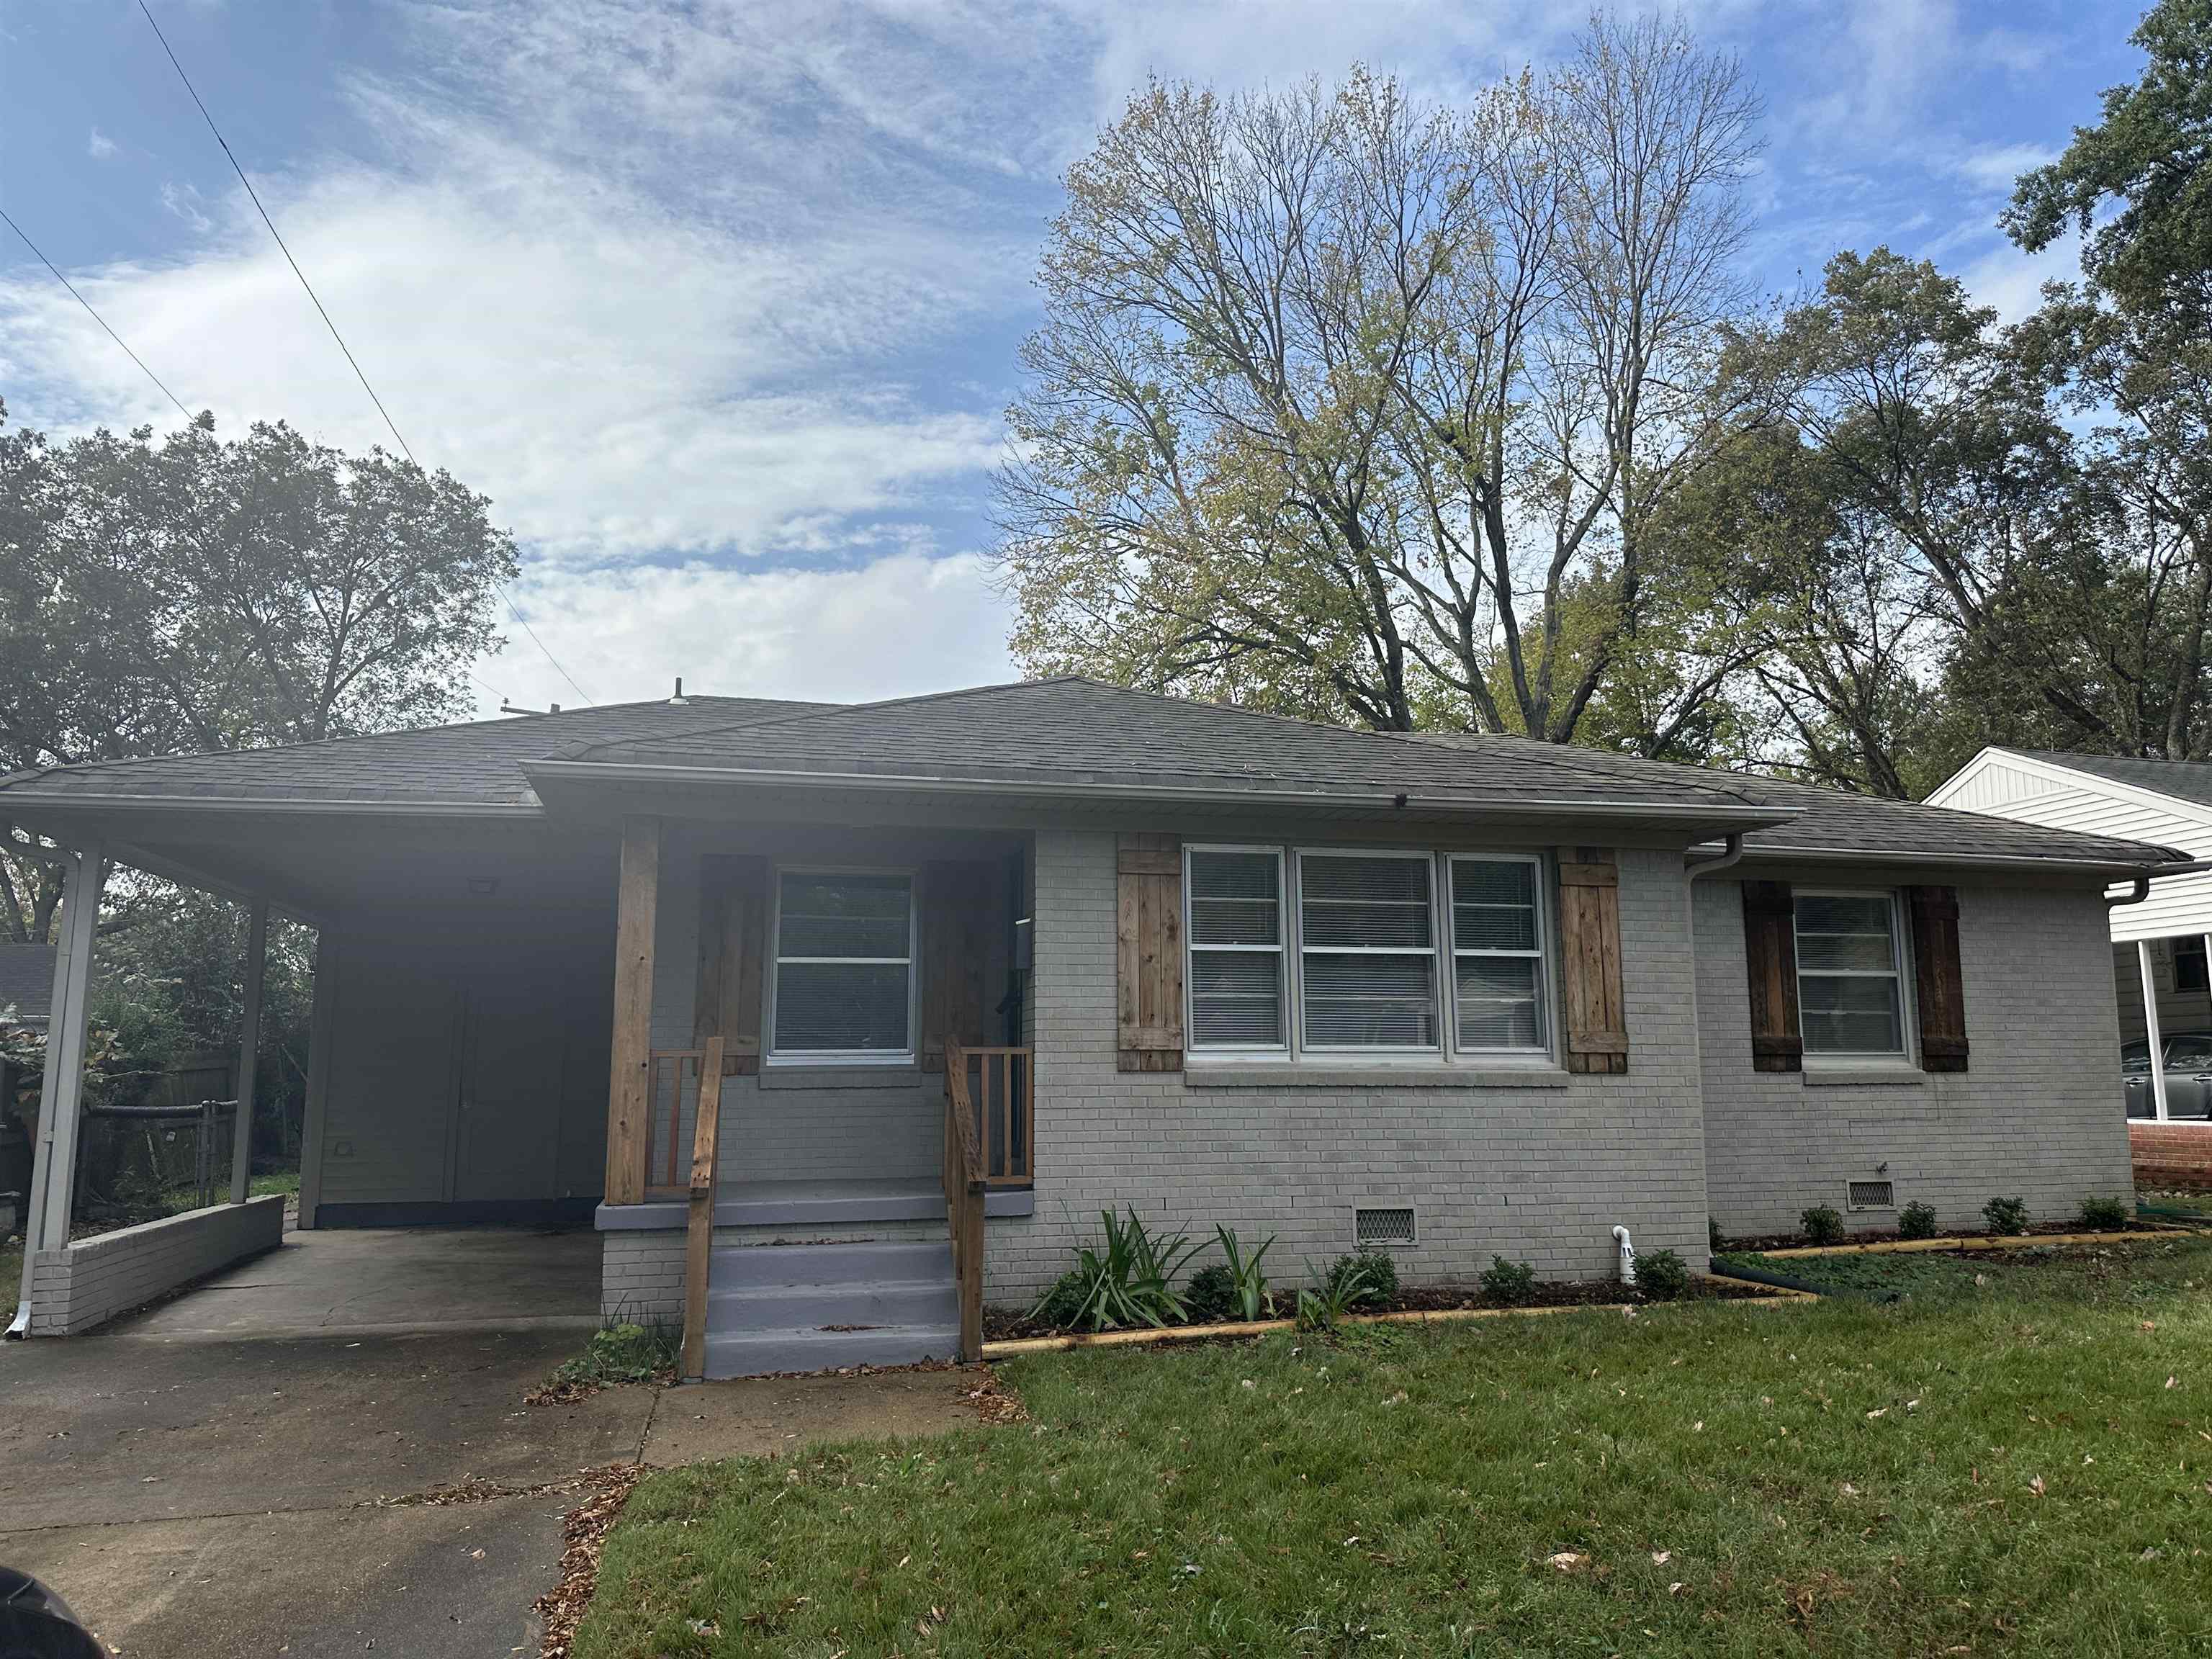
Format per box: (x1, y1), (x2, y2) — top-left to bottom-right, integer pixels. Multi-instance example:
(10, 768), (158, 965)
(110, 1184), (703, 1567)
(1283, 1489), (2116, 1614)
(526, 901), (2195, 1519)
(536, 1463), (642, 1659)
(1546, 1551), (1588, 1573)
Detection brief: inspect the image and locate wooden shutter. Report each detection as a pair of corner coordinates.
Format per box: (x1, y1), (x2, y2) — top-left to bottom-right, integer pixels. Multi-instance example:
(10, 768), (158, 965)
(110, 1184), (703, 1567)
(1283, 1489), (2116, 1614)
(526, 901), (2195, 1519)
(1741, 879), (1802, 1073)
(693, 855), (768, 1075)
(1555, 848), (1629, 1074)
(920, 860), (995, 1070)
(1116, 833), (1184, 1072)
(1907, 885), (1969, 1072)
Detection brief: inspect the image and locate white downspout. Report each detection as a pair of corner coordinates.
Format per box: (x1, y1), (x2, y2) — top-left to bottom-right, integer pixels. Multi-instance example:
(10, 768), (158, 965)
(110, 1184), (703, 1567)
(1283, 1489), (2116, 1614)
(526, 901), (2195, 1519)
(1611, 1224), (1636, 1287)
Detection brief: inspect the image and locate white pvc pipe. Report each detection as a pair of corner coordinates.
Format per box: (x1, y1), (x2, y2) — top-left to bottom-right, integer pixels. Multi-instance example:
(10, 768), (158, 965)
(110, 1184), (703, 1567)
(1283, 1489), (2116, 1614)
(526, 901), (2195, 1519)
(1611, 1224), (1636, 1287)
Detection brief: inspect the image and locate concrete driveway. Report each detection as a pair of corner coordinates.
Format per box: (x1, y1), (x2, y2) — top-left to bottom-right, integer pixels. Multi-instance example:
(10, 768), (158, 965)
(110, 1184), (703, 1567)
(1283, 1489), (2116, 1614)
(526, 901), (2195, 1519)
(0, 1228), (981, 1658)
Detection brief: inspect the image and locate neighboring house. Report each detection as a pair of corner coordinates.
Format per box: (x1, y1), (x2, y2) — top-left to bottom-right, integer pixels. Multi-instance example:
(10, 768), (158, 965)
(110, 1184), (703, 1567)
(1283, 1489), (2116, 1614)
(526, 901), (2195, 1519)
(1930, 747), (2212, 1190)
(1, 681), (2183, 1367)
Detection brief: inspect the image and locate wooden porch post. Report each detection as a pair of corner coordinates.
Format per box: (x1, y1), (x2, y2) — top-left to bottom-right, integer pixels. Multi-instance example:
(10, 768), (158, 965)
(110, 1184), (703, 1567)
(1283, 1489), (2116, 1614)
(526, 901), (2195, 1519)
(295, 930), (336, 1229)
(228, 899), (269, 1205)
(605, 817), (661, 1206)
(11, 842), (104, 1335)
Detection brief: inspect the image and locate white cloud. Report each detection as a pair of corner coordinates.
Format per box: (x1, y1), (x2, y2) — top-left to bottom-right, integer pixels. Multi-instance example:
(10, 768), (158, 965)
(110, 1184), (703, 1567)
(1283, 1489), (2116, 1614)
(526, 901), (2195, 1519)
(86, 127), (116, 160)
(1958, 225), (2077, 323)
(477, 550), (1014, 714)
(1948, 140), (2056, 194)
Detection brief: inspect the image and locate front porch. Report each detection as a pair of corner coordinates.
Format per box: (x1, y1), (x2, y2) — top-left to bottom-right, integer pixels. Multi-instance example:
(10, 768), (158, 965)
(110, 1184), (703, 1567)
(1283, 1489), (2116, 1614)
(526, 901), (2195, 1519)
(593, 814), (1039, 1375)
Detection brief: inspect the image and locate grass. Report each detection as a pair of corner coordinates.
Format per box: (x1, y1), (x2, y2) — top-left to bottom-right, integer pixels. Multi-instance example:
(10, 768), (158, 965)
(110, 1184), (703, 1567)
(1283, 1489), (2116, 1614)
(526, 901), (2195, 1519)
(574, 1238), (2212, 1658)
(531, 1320), (681, 1403)
(0, 1238), (17, 1302)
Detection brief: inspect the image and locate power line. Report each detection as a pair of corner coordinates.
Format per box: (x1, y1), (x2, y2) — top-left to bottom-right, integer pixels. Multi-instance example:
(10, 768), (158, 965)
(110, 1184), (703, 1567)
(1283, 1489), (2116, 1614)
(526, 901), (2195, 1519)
(134, 0), (597, 709)
(1, 206), (194, 422)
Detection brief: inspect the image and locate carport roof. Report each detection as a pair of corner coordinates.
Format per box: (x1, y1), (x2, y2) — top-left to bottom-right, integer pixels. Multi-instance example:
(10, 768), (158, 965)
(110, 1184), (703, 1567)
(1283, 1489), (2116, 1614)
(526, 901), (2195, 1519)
(0, 677), (2188, 871)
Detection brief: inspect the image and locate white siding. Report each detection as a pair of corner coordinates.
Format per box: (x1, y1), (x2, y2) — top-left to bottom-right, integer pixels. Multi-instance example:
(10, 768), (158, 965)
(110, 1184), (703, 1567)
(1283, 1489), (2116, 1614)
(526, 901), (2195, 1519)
(1928, 750), (2212, 943)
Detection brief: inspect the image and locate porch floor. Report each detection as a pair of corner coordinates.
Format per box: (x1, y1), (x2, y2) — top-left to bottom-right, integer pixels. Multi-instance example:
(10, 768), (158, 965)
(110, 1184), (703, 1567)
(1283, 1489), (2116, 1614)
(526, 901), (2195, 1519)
(598, 1177), (1032, 1231)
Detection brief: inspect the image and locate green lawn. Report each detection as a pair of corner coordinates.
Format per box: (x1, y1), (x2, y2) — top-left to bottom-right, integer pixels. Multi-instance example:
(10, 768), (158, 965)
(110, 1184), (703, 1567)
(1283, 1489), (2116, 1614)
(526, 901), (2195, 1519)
(577, 1241), (2212, 1658)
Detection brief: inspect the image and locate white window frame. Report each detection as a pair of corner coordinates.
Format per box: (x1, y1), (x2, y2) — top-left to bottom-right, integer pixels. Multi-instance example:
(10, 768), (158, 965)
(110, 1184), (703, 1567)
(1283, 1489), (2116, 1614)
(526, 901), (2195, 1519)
(1182, 844), (1290, 1056)
(1445, 852), (1552, 1058)
(1791, 886), (1913, 1061)
(765, 863), (919, 1066)
(1292, 846), (1445, 1056)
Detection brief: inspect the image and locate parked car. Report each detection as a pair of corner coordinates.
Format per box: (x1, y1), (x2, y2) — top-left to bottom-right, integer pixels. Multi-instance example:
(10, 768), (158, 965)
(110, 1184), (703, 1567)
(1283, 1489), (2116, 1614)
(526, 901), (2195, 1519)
(0, 1568), (103, 1658)
(2123, 1032), (2212, 1118)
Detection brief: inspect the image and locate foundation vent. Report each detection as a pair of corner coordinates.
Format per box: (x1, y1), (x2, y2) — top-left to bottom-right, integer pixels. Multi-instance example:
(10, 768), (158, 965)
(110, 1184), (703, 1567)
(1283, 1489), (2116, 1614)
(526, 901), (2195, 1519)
(1354, 1206), (1417, 1249)
(1847, 1179), (1896, 1211)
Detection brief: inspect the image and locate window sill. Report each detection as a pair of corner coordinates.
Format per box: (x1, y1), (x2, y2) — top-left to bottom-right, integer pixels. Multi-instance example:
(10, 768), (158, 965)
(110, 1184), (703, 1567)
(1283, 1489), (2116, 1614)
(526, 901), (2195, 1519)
(757, 1064), (922, 1091)
(1801, 1064), (1926, 1089)
(1184, 1064), (1571, 1090)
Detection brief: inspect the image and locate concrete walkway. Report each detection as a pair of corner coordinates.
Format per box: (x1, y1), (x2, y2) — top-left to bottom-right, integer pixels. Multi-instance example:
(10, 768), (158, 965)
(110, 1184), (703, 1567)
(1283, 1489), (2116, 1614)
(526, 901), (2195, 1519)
(0, 1228), (984, 1657)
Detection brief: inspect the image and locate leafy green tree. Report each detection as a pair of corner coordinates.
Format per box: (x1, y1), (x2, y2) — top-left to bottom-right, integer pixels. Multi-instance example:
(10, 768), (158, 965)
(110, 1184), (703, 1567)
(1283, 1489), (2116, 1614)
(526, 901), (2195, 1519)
(2006, 0), (2212, 322)
(0, 402), (517, 942)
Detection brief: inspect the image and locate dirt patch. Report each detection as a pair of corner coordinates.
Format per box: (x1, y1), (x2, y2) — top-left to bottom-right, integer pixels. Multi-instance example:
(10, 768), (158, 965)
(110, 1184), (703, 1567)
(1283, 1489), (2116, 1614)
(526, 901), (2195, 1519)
(536, 1464), (642, 1659)
(1719, 1220), (2164, 1253)
(961, 1365), (1030, 1424)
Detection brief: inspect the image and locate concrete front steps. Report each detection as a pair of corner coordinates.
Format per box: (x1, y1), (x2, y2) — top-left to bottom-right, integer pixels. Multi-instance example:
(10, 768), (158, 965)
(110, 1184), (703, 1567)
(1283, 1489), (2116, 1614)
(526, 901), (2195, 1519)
(703, 1237), (961, 1378)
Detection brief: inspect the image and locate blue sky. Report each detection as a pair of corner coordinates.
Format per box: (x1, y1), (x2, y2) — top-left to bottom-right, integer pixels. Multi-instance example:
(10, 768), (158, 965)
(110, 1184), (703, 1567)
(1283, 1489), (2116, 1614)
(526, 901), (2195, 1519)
(0, 0), (2142, 714)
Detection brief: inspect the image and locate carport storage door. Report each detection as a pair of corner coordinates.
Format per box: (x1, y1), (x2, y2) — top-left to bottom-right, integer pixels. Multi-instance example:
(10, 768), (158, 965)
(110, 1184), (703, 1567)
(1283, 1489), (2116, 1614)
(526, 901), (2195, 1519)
(456, 979), (563, 1200)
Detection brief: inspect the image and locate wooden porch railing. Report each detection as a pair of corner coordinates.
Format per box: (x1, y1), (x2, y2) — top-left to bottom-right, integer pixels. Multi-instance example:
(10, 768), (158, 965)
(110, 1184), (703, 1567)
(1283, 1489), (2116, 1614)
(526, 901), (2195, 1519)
(643, 1048), (709, 1200)
(679, 1035), (725, 1381)
(941, 1038), (986, 1362)
(956, 1045), (1034, 1188)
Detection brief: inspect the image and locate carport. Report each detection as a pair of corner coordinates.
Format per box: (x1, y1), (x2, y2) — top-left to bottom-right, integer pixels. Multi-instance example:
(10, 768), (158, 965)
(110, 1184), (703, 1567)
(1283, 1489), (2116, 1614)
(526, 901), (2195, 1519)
(0, 706), (693, 1336)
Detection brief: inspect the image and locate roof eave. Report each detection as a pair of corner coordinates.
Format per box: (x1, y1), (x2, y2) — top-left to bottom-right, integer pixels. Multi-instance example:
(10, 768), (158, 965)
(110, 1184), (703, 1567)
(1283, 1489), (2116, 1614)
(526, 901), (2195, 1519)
(0, 792), (544, 818)
(521, 757), (1798, 827)
(1732, 842), (2181, 878)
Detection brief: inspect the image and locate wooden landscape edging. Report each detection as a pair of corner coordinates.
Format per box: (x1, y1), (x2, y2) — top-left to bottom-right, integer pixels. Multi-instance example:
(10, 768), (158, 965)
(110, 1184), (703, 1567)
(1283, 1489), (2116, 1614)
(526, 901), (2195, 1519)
(1750, 1226), (2212, 1261)
(979, 1280), (1812, 1359)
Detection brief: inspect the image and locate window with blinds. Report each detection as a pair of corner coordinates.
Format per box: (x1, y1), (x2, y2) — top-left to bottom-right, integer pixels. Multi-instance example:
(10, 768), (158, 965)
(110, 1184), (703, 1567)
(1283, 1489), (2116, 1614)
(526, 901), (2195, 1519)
(770, 870), (914, 1058)
(1449, 855), (1547, 1051)
(1793, 890), (1905, 1056)
(1187, 848), (1286, 1050)
(1298, 851), (1439, 1049)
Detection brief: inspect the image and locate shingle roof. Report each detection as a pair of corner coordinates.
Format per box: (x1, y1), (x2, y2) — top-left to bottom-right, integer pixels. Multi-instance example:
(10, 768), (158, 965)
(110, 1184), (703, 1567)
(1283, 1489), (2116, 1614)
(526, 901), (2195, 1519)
(0, 945), (55, 1027)
(549, 678), (1778, 814)
(2013, 750), (2212, 811)
(0, 696), (827, 809)
(1410, 732), (2188, 867)
(0, 678), (2185, 870)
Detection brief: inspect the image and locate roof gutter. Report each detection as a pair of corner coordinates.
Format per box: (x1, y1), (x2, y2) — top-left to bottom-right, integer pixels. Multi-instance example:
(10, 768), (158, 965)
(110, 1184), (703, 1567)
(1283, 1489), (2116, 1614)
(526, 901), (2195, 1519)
(0, 795), (543, 818)
(519, 758), (1797, 827)
(2109, 855), (2212, 907)
(1730, 843), (2189, 878)
(1683, 831), (1745, 876)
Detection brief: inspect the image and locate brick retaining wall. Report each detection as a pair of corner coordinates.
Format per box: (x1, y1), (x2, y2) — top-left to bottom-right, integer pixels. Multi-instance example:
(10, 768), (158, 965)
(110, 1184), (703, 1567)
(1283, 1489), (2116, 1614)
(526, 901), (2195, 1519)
(2131, 1120), (2212, 1192)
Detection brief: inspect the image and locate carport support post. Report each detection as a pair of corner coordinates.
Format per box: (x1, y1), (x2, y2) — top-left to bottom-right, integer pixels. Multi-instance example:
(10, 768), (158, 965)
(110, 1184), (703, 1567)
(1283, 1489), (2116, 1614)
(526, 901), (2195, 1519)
(2140, 939), (2170, 1123)
(10, 842), (104, 1336)
(605, 816), (660, 1207)
(229, 899), (269, 1205)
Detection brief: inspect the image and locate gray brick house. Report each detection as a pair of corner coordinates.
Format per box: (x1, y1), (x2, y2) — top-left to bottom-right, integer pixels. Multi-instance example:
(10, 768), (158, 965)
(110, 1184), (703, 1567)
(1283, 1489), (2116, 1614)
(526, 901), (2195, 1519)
(4, 680), (2180, 1370)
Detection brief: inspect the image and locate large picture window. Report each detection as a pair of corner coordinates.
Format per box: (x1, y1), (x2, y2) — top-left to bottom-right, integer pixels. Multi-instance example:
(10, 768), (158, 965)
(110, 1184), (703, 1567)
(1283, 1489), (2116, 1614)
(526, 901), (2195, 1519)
(1793, 890), (1906, 1056)
(770, 869), (914, 1059)
(1449, 855), (1547, 1052)
(1297, 850), (1439, 1051)
(1187, 848), (1287, 1050)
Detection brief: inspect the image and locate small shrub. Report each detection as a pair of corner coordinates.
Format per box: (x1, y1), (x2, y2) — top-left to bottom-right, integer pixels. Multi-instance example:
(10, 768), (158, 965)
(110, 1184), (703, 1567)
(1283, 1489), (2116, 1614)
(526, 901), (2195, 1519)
(1028, 1208), (1201, 1331)
(2077, 1194), (2131, 1231)
(1637, 1248), (1689, 1301)
(1897, 1200), (1938, 1240)
(1799, 1204), (1845, 1246)
(1708, 1215), (1725, 1253)
(1183, 1263), (1238, 1324)
(1326, 1249), (1400, 1303)
(1297, 1254), (1390, 1331)
(1982, 1195), (2029, 1236)
(1479, 1255), (1537, 1304)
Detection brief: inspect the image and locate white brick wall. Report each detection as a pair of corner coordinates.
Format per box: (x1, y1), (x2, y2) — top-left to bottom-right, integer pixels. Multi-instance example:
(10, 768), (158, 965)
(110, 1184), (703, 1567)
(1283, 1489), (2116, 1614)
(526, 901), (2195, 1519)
(601, 1230), (685, 1323)
(1696, 876), (2134, 1236)
(984, 831), (1714, 1303)
(27, 1196), (285, 1335)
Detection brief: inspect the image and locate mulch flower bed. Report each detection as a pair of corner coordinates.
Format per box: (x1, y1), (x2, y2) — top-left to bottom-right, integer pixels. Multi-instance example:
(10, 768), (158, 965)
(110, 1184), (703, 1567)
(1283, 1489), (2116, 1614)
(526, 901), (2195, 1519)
(1719, 1219), (2166, 1254)
(984, 1274), (1769, 1342)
